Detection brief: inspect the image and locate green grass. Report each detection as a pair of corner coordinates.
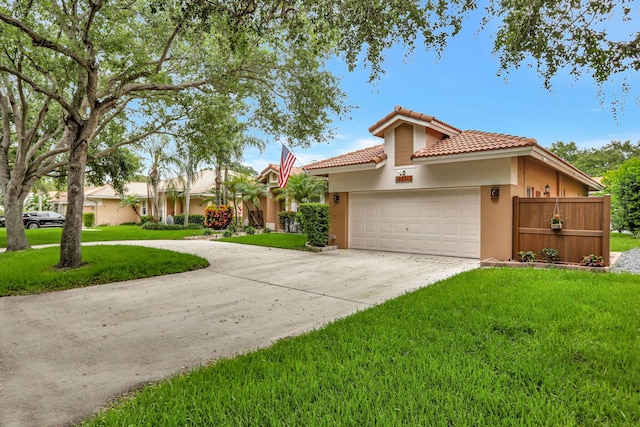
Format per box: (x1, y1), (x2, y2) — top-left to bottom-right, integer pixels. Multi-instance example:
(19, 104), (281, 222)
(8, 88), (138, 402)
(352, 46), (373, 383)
(85, 268), (640, 426)
(0, 245), (209, 296)
(611, 232), (640, 252)
(0, 225), (207, 248)
(218, 232), (308, 250)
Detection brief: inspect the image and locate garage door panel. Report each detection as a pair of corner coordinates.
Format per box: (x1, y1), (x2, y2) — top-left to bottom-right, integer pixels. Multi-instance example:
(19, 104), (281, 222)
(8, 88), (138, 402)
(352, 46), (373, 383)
(350, 188), (480, 258)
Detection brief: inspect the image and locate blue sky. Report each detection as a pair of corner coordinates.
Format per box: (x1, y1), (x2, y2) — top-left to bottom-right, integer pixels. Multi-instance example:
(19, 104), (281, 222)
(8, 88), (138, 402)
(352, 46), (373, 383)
(244, 16), (640, 173)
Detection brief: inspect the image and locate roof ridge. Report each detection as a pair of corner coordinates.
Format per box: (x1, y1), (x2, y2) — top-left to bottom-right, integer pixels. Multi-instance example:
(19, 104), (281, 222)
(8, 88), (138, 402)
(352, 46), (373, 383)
(305, 144), (385, 170)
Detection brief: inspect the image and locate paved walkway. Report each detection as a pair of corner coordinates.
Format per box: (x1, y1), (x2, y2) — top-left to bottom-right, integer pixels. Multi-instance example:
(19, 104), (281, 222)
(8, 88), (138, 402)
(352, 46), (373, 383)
(0, 240), (479, 426)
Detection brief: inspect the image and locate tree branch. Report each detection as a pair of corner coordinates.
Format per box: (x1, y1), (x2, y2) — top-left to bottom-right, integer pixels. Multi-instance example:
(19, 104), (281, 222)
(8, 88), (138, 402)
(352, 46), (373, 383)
(89, 120), (173, 161)
(0, 65), (81, 123)
(0, 11), (90, 72)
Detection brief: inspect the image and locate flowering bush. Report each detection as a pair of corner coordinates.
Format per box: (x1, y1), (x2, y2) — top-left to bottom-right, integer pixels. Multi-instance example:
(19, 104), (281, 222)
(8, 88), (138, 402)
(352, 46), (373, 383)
(204, 204), (233, 230)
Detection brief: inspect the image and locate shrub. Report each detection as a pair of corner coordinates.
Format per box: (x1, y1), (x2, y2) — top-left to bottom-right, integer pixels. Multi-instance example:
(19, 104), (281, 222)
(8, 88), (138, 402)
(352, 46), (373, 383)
(203, 228), (213, 236)
(173, 214), (205, 226)
(297, 203), (329, 247)
(139, 216), (151, 225)
(119, 221), (138, 226)
(516, 250), (537, 263)
(262, 227), (271, 234)
(278, 211), (298, 233)
(223, 229), (233, 238)
(227, 224), (237, 234)
(582, 254), (604, 267)
(204, 205), (233, 230)
(83, 212), (95, 228)
(540, 248), (559, 263)
(245, 226), (256, 235)
(184, 223), (203, 230)
(141, 223), (190, 231)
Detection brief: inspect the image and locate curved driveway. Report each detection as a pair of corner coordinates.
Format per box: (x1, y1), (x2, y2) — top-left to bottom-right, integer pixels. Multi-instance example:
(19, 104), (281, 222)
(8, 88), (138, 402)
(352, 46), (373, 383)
(0, 240), (478, 426)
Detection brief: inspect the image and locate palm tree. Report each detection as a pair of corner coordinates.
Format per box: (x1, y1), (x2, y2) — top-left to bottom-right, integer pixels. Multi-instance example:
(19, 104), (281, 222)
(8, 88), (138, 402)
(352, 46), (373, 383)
(142, 136), (172, 223)
(224, 173), (251, 225)
(274, 173), (327, 205)
(119, 194), (142, 220)
(236, 179), (267, 227)
(166, 146), (207, 226)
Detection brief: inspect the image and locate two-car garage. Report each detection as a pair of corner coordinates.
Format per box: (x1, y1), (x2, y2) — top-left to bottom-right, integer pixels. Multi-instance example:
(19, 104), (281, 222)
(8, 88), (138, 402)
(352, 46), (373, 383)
(349, 188), (481, 258)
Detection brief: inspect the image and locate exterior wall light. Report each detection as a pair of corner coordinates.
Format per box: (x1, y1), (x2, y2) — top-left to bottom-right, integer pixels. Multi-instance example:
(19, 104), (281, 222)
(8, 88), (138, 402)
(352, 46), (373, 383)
(544, 184), (551, 195)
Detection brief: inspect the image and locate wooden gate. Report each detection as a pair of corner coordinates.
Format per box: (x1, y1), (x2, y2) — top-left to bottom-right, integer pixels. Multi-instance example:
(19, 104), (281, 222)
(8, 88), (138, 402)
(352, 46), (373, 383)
(512, 196), (610, 266)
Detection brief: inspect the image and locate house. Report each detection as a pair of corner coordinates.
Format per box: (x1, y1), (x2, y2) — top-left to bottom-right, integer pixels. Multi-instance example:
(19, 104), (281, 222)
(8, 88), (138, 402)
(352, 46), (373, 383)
(249, 164), (305, 229)
(52, 169), (226, 225)
(305, 106), (604, 260)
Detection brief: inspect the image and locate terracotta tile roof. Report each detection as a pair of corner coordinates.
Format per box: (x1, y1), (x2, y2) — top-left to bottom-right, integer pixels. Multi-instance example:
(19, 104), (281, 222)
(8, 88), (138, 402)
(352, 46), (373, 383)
(258, 163), (304, 182)
(412, 130), (537, 159)
(305, 145), (386, 170)
(368, 105), (461, 135)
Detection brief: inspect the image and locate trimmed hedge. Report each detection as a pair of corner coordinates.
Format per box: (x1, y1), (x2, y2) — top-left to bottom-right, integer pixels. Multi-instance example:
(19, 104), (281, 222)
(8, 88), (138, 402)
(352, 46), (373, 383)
(83, 212), (95, 228)
(297, 203), (329, 247)
(173, 214), (205, 226)
(141, 222), (203, 231)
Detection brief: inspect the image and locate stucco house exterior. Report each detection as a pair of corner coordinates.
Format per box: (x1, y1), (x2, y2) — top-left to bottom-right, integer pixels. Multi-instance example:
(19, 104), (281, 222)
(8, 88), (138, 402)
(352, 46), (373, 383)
(305, 106), (604, 260)
(249, 164), (305, 229)
(52, 169), (224, 225)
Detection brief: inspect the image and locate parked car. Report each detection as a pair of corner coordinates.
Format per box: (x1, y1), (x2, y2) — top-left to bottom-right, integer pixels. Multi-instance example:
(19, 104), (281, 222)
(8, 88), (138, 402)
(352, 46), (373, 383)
(22, 211), (66, 229)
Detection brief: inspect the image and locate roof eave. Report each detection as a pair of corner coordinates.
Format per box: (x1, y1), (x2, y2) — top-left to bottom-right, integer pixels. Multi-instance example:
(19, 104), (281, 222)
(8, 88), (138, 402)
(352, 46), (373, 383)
(530, 146), (605, 191)
(412, 146), (534, 164)
(369, 116), (459, 139)
(306, 159), (387, 175)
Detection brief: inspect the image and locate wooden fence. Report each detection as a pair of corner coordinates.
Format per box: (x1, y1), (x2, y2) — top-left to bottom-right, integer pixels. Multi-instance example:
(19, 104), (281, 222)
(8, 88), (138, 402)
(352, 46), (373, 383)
(512, 196), (611, 266)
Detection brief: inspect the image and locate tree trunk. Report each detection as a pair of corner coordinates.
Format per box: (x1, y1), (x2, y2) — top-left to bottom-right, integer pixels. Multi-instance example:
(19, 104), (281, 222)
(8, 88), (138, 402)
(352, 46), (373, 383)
(223, 166), (229, 205)
(58, 132), (88, 268)
(2, 172), (37, 251)
(184, 178), (191, 226)
(3, 187), (30, 251)
(215, 164), (222, 206)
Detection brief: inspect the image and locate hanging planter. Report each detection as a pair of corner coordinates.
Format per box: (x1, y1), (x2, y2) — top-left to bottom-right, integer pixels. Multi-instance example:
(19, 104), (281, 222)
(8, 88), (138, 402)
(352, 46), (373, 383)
(550, 198), (563, 230)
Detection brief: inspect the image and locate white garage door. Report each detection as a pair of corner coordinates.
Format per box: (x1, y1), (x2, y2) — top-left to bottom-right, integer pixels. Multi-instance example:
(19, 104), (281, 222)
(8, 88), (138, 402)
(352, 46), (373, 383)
(349, 188), (480, 258)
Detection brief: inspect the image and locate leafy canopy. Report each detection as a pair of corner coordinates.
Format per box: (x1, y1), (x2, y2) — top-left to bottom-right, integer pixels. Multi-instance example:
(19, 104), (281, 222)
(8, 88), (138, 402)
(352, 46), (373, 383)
(549, 140), (640, 177)
(603, 158), (640, 236)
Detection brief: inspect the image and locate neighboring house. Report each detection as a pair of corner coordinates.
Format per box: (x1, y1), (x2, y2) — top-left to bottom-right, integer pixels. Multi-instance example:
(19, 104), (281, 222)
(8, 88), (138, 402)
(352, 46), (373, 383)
(52, 169), (226, 225)
(249, 164), (305, 230)
(305, 105), (604, 260)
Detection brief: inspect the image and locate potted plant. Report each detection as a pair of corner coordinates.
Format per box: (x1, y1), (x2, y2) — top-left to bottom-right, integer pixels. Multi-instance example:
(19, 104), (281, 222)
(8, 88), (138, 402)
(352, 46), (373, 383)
(550, 213), (563, 230)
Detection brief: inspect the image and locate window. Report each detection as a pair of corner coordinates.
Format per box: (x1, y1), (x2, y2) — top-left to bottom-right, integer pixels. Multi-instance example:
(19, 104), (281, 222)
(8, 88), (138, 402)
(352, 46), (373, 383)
(561, 189), (566, 197)
(142, 202), (147, 216)
(526, 187), (534, 197)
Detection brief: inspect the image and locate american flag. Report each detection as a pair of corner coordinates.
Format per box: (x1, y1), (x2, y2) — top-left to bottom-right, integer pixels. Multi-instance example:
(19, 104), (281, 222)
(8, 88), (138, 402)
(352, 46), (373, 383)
(278, 144), (296, 188)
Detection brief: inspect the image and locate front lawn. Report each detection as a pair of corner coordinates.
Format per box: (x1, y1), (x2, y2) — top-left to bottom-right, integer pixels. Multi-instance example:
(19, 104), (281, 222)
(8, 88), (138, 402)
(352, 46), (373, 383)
(611, 231), (640, 252)
(85, 268), (640, 426)
(0, 225), (206, 248)
(0, 245), (209, 296)
(218, 232), (308, 250)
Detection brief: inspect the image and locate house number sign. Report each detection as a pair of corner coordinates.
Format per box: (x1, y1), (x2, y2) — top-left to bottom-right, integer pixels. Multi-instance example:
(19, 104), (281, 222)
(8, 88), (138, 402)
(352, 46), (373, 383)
(396, 175), (413, 183)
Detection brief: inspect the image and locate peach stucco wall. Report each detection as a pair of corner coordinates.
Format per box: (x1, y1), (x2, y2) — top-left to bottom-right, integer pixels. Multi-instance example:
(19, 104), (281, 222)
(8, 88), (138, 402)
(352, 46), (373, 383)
(83, 199), (138, 226)
(328, 192), (349, 248)
(518, 157), (588, 198)
(480, 184), (516, 261)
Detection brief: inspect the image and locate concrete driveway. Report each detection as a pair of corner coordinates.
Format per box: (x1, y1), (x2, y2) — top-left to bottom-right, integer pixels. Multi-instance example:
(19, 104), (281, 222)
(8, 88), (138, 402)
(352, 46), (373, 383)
(0, 240), (479, 426)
